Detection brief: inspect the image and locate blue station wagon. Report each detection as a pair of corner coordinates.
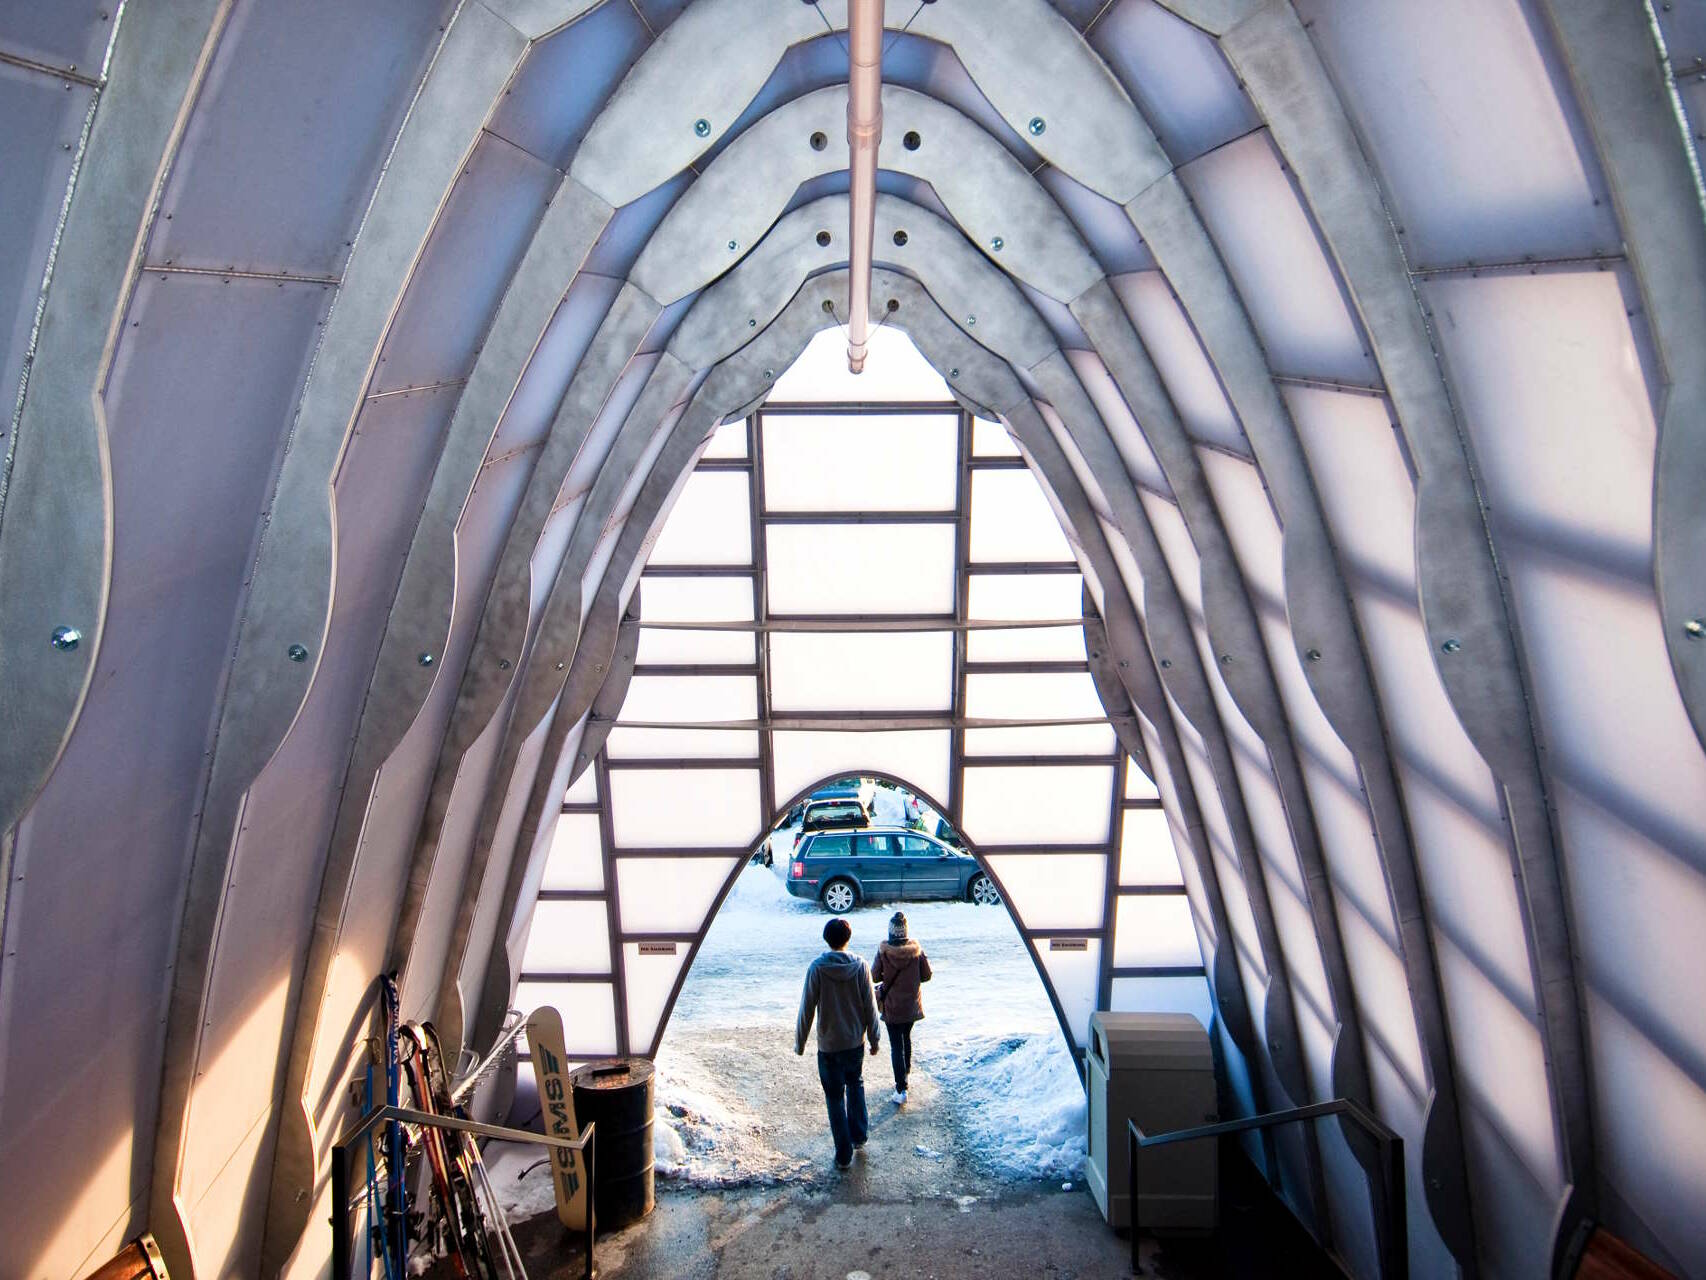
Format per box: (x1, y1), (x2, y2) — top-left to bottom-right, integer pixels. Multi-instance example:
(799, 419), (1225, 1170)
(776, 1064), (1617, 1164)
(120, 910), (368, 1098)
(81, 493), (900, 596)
(786, 825), (1001, 913)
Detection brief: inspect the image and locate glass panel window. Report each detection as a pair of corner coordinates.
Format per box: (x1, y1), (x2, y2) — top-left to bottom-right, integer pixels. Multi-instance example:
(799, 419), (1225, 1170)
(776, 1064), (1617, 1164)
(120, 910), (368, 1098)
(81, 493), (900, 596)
(701, 418), (748, 458)
(769, 325), (951, 402)
(766, 523), (955, 614)
(896, 835), (935, 855)
(855, 834), (896, 855)
(809, 834), (853, 857)
(769, 630), (952, 711)
(970, 469), (1073, 562)
(972, 416), (1020, 457)
(763, 413), (957, 511)
(967, 572), (1087, 662)
(648, 470), (752, 565)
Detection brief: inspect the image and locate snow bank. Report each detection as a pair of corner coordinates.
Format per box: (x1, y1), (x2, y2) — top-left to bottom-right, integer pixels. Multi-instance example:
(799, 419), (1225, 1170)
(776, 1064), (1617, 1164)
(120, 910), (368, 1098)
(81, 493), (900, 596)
(918, 1032), (1086, 1181)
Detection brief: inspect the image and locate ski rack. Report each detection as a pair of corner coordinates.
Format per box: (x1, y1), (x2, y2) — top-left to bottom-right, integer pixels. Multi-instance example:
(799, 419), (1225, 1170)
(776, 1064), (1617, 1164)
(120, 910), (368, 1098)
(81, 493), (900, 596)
(330, 1105), (596, 1280)
(451, 1009), (528, 1107)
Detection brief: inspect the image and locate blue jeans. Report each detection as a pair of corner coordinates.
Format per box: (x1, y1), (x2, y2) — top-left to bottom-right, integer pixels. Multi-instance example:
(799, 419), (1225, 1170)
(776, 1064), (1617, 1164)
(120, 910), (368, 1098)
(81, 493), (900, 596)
(816, 1046), (869, 1164)
(887, 1020), (915, 1092)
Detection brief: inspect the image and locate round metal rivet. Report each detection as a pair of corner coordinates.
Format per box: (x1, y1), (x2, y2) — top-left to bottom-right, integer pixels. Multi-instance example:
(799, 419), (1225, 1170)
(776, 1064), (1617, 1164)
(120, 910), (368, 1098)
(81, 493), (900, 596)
(990, 236), (1004, 252)
(694, 118), (711, 138)
(1159, 658), (1173, 669)
(810, 130), (828, 151)
(418, 652), (435, 667)
(764, 369), (775, 379)
(498, 658), (511, 670)
(966, 315), (976, 327)
(1028, 116), (1046, 136)
(748, 318), (757, 328)
(816, 230), (831, 247)
(1305, 648), (1322, 662)
(1440, 638), (1462, 654)
(949, 368), (959, 378)
(1219, 654), (1233, 665)
(288, 644), (309, 663)
(50, 625), (81, 652)
(892, 229), (908, 247)
(556, 661), (566, 671)
(1685, 617), (1706, 639)
(727, 239), (738, 252)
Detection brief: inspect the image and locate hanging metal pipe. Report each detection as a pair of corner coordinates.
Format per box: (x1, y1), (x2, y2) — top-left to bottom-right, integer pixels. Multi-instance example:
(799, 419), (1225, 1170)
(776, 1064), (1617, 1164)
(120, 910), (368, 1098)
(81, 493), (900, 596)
(846, 0), (885, 373)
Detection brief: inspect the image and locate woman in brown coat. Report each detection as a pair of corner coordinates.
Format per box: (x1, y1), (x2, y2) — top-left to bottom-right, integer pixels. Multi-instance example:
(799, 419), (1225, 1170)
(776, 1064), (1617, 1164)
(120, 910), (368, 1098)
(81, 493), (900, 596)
(871, 912), (932, 1104)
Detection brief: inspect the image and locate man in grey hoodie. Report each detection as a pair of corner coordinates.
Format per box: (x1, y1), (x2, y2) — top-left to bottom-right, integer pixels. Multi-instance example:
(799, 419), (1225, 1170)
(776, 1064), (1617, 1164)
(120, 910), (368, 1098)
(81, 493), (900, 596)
(795, 916), (882, 1169)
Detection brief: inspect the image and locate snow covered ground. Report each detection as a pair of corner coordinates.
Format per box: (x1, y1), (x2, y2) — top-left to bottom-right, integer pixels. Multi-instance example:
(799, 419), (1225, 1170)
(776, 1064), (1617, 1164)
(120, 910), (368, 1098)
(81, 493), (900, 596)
(651, 865), (1087, 1187)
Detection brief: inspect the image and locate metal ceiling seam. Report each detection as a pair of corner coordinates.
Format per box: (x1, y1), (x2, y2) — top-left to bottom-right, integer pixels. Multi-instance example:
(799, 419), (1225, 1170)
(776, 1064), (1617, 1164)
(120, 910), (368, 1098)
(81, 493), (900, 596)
(383, 288), (659, 1008)
(147, 7), (532, 1276)
(1124, 165), (1479, 1272)
(1536, 0), (1706, 749)
(1183, 1), (1594, 1263)
(427, 356), (698, 1060)
(259, 175), (614, 1272)
(0, 0), (224, 838)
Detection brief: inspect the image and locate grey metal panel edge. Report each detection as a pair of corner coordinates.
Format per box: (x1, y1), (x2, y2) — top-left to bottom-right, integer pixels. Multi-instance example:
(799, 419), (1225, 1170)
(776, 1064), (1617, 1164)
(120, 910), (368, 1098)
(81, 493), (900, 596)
(151, 10), (531, 1276)
(260, 176), (611, 1271)
(1537, 0), (1706, 746)
(631, 84), (1100, 305)
(1126, 165), (1480, 1268)
(0, 0), (223, 836)
(1178, 0), (1593, 1256)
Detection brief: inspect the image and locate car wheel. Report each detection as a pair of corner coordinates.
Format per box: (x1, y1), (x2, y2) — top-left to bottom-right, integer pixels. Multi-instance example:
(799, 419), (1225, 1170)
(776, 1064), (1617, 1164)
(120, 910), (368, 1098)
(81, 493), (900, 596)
(969, 873), (1001, 906)
(821, 879), (858, 913)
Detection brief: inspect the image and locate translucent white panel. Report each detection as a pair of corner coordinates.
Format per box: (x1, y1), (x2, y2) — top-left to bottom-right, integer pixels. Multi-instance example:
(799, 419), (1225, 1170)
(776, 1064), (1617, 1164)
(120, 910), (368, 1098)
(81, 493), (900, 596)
(564, 768), (597, 806)
(762, 413), (957, 511)
(1196, 446), (1286, 613)
(771, 730), (951, 810)
(638, 574), (754, 623)
(1140, 490), (1204, 620)
(607, 769), (761, 847)
(636, 625), (755, 665)
(1110, 976), (1214, 1032)
(769, 630), (952, 711)
(770, 325), (952, 402)
(969, 469), (1073, 562)
(1180, 132), (1378, 386)
(972, 416), (1020, 457)
(1110, 271), (1245, 453)
(515, 981), (617, 1057)
(604, 727), (759, 759)
(964, 671), (1115, 756)
(766, 523), (955, 614)
(1113, 895), (1203, 968)
(541, 813), (603, 891)
(521, 901), (611, 974)
(619, 674), (756, 724)
(1292, 0), (1620, 267)
(1118, 808), (1182, 885)
(622, 942), (688, 1054)
(966, 573), (1086, 662)
(960, 764), (1114, 845)
(1124, 764), (1159, 800)
(1039, 939), (1102, 1047)
(647, 470), (751, 565)
(614, 857), (738, 933)
(1063, 349), (1170, 494)
(701, 418), (748, 458)
(984, 854), (1107, 930)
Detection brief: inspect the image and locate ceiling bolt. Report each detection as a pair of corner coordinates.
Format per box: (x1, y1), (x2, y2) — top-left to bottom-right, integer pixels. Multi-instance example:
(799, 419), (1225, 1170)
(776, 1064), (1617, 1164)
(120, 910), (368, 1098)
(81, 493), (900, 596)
(1685, 617), (1706, 639)
(499, 658), (511, 670)
(748, 318), (757, 328)
(1159, 658), (1173, 669)
(694, 118), (711, 138)
(1305, 648), (1322, 662)
(1219, 654), (1233, 665)
(418, 653), (435, 667)
(1028, 116), (1046, 136)
(990, 236), (1004, 252)
(949, 368), (959, 378)
(556, 661), (566, 670)
(727, 239), (738, 252)
(1440, 638), (1462, 654)
(965, 315), (976, 327)
(50, 625), (81, 652)
(288, 644), (309, 663)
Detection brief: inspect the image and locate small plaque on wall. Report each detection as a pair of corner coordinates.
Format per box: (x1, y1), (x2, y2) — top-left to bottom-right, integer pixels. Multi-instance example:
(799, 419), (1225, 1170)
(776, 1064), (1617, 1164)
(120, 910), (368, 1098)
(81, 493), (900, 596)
(638, 941), (678, 956)
(1048, 937), (1089, 952)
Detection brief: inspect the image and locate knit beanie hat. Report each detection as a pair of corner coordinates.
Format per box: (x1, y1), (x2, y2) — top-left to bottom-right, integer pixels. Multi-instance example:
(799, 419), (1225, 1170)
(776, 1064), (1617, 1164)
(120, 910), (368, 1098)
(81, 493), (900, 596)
(888, 911), (909, 942)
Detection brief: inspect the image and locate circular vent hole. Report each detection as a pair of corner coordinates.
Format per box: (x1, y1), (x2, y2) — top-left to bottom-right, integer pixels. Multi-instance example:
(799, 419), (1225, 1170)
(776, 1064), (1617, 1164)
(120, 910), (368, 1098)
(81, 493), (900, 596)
(810, 131), (828, 151)
(886, 298), (900, 313)
(903, 130), (921, 151)
(892, 229), (909, 247)
(816, 230), (831, 247)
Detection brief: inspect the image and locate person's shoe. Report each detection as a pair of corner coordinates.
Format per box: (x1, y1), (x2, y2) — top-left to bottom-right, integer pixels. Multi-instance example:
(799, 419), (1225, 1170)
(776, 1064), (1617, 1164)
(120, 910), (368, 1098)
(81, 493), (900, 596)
(891, 1089), (907, 1105)
(835, 1154), (854, 1170)
(852, 1136), (867, 1150)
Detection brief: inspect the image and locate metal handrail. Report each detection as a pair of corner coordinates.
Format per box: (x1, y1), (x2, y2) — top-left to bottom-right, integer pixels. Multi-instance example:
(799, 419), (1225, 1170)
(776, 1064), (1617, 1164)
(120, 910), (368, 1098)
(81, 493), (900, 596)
(331, 1104), (596, 1280)
(1127, 1097), (1406, 1280)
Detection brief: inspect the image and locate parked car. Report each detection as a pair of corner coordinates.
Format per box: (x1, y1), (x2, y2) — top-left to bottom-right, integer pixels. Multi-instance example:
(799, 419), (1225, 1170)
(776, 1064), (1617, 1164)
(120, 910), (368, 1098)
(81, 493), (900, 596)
(785, 825), (1001, 912)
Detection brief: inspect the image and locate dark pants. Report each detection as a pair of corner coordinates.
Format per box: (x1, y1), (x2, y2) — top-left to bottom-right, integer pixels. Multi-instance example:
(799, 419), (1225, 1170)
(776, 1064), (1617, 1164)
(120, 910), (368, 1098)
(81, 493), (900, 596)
(887, 1020), (915, 1092)
(816, 1046), (869, 1164)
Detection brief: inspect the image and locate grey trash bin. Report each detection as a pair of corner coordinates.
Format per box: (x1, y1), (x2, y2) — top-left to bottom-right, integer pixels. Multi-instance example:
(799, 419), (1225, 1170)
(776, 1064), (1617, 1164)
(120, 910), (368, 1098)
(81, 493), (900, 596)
(1086, 1010), (1217, 1232)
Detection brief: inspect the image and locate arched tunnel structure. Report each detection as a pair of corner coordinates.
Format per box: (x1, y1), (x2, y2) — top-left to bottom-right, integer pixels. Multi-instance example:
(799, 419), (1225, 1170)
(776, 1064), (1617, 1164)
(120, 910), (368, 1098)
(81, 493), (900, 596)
(1, 2), (1704, 1277)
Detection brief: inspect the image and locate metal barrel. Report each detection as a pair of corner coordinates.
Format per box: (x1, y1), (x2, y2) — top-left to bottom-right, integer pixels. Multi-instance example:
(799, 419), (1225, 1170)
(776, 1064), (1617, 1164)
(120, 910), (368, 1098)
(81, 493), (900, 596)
(570, 1058), (656, 1230)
